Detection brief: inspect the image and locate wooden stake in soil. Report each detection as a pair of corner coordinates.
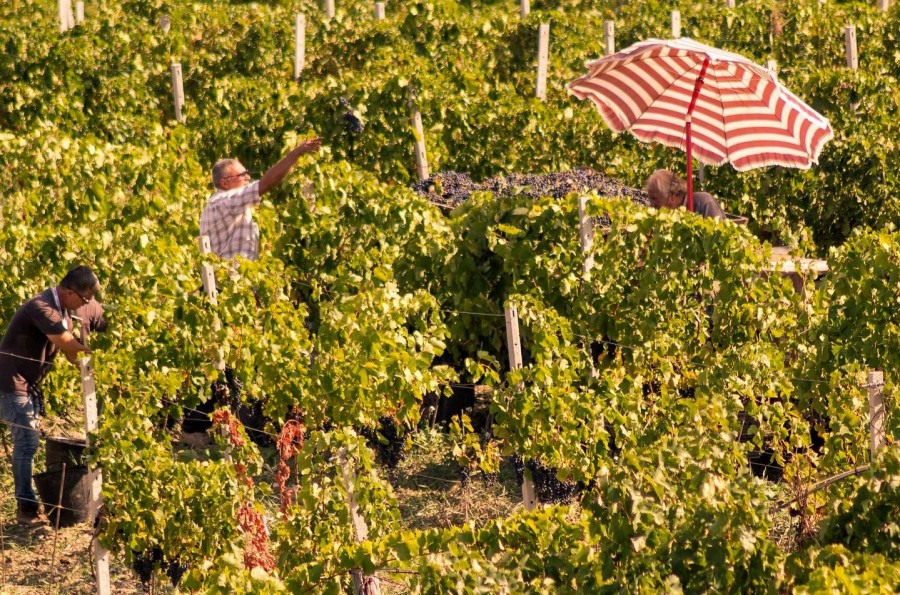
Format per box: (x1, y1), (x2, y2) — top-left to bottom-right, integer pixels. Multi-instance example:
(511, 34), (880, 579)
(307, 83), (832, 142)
(504, 305), (537, 511)
(867, 370), (885, 457)
(374, 2), (385, 19)
(726, 0), (736, 8)
(520, 0), (530, 19)
(536, 23), (550, 101)
(81, 355), (111, 595)
(0, 491), (6, 589)
(324, 0), (335, 20)
(878, 0), (890, 11)
(294, 13), (306, 81)
(845, 24), (858, 70)
(198, 236), (225, 372)
(171, 63), (185, 123)
(51, 463), (67, 569)
(199, 236), (231, 461)
(159, 14), (171, 33)
(338, 448), (383, 595)
(671, 10), (681, 38)
(408, 89), (430, 181)
(578, 196), (594, 275)
(603, 20), (615, 55)
(75, 1), (84, 24)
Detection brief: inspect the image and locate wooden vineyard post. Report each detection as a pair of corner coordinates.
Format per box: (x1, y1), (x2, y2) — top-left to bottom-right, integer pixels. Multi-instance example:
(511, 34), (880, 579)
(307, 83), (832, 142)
(75, 1), (84, 24)
(199, 236), (231, 462)
(374, 2), (385, 19)
(879, 0), (890, 11)
(578, 196), (594, 275)
(66, 0), (75, 29)
(338, 448), (382, 595)
(671, 10), (681, 38)
(603, 20), (615, 55)
(171, 63), (185, 123)
(58, 0), (70, 31)
(324, 0), (335, 20)
(198, 236), (225, 372)
(408, 88), (430, 181)
(698, 162), (706, 184)
(536, 23), (550, 101)
(80, 353), (111, 595)
(505, 305), (537, 511)
(520, 0), (530, 19)
(294, 13), (306, 81)
(159, 14), (171, 33)
(726, 0), (735, 8)
(866, 370), (885, 457)
(845, 24), (858, 70)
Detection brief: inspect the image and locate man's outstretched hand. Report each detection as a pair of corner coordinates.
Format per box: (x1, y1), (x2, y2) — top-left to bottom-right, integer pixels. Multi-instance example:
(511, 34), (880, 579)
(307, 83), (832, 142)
(297, 137), (322, 155)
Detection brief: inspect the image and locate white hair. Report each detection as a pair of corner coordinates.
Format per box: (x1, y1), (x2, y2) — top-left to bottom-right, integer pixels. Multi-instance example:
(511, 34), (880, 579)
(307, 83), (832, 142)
(212, 158), (240, 189)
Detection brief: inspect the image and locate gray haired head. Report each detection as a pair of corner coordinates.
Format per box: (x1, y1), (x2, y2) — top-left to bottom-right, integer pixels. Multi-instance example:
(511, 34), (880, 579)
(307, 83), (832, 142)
(61, 265), (101, 295)
(212, 158), (240, 189)
(644, 169), (686, 208)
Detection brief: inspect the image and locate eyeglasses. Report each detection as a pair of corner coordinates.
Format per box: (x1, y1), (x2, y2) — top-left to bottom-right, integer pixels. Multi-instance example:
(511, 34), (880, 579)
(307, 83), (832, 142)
(68, 288), (92, 305)
(221, 170), (254, 181)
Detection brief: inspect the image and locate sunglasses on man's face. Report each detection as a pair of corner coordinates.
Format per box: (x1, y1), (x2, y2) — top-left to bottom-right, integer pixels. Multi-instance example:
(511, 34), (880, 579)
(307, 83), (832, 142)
(222, 170), (256, 181)
(68, 288), (92, 305)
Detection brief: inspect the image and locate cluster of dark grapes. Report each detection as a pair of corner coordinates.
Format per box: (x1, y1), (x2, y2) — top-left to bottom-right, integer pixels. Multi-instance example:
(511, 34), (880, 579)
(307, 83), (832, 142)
(131, 547), (189, 590)
(130, 547), (161, 587)
(339, 97), (365, 135)
(361, 416), (407, 471)
(510, 455), (582, 505)
(411, 170), (479, 206)
(412, 168), (650, 224)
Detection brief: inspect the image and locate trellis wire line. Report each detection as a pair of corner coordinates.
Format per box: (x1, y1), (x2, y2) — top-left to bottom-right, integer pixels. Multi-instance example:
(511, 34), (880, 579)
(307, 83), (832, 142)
(162, 379), (480, 441)
(442, 309), (505, 318)
(0, 417), (55, 435)
(2, 494), (84, 516)
(160, 397), (282, 441)
(406, 472), (461, 484)
(574, 333), (832, 386)
(0, 351), (55, 365)
(775, 461), (875, 510)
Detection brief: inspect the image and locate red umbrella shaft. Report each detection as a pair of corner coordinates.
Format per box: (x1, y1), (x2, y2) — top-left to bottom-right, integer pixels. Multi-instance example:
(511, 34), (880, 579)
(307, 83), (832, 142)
(685, 56), (710, 212)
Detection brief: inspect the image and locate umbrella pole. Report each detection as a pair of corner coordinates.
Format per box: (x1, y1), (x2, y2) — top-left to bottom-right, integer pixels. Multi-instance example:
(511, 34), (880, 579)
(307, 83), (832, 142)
(685, 56), (710, 212)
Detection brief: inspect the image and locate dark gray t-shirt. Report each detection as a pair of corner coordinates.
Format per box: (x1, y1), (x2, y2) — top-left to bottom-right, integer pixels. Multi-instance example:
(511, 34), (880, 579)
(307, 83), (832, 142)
(0, 288), (106, 396)
(685, 191), (726, 219)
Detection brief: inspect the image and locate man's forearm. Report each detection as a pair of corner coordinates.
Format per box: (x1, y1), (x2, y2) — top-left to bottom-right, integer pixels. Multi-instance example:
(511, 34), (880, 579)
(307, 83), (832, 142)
(56, 335), (90, 366)
(258, 138), (321, 196)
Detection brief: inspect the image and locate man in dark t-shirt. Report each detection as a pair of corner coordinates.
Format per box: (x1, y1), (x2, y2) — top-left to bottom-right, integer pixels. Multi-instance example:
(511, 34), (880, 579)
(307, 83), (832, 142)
(0, 265), (106, 526)
(643, 169), (727, 219)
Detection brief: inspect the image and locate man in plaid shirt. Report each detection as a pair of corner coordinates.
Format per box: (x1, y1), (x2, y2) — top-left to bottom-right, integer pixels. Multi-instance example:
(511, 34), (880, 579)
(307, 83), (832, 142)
(201, 137), (321, 260)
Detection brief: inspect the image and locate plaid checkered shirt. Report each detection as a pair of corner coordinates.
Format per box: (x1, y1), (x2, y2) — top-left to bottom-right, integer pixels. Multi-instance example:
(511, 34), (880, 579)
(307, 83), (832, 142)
(199, 180), (261, 261)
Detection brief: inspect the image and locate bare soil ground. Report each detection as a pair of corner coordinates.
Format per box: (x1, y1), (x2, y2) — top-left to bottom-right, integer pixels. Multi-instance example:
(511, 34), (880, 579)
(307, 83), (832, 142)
(1, 419), (521, 594)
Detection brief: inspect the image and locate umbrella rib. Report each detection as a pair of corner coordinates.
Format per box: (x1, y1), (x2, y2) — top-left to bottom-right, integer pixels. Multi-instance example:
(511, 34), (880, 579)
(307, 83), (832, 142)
(634, 58), (700, 144)
(710, 64), (728, 165)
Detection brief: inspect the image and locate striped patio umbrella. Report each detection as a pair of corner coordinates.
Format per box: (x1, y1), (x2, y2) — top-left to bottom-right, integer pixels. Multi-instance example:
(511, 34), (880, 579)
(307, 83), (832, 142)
(567, 38), (833, 211)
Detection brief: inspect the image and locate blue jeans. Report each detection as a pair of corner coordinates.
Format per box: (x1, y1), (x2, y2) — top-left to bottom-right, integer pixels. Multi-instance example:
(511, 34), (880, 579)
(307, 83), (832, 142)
(0, 392), (40, 505)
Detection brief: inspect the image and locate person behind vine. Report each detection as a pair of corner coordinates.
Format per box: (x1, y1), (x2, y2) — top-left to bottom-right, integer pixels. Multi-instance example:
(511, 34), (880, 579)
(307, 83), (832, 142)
(200, 137), (322, 261)
(644, 169), (726, 220)
(0, 265), (107, 527)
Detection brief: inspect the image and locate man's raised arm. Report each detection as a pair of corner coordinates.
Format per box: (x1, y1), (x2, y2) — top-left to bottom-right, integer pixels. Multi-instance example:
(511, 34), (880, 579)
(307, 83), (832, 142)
(258, 137), (322, 196)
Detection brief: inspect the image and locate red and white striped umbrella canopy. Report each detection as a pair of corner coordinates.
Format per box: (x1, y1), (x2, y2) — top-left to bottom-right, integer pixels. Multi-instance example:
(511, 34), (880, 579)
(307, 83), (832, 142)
(567, 38), (833, 172)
